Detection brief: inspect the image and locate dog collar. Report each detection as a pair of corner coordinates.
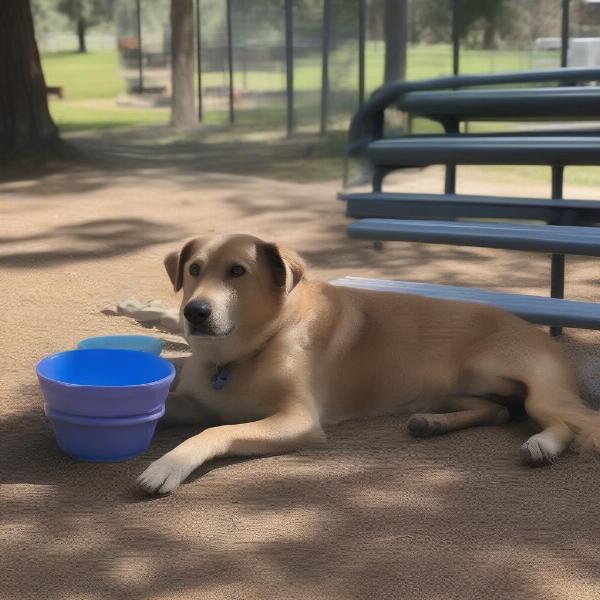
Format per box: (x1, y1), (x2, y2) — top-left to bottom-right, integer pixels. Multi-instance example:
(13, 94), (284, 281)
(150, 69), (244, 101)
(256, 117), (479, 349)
(209, 329), (279, 391)
(211, 365), (229, 390)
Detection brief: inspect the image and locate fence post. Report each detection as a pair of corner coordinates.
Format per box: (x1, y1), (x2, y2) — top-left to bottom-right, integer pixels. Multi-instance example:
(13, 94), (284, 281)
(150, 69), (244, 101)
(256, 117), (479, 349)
(285, 0), (294, 136)
(195, 0), (203, 121)
(135, 0), (144, 93)
(226, 0), (234, 123)
(446, 0), (461, 194)
(561, 0), (570, 67)
(358, 0), (366, 107)
(451, 0), (460, 75)
(241, 0), (248, 88)
(320, 0), (331, 136)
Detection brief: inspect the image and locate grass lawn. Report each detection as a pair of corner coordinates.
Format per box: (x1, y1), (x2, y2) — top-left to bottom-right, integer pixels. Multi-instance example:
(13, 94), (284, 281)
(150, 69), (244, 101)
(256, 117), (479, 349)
(42, 44), (547, 133)
(49, 101), (168, 132)
(42, 50), (125, 100)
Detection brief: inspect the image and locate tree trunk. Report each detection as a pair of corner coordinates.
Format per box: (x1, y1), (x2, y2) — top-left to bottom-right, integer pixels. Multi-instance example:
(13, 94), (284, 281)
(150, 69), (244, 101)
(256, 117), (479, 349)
(0, 0), (59, 154)
(170, 0), (196, 127)
(482, 21), (498, 50)
(77, 17), (87, 53)
(383, 0), (408, 84)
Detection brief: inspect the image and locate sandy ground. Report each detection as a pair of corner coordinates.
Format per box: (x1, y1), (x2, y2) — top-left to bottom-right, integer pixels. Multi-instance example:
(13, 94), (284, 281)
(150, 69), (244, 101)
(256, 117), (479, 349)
(2, 141), (600, 600)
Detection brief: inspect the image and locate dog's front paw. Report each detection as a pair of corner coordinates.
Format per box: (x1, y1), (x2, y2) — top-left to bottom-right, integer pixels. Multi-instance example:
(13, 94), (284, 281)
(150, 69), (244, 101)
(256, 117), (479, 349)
(407, 414), (443, 437)
(136, 451), (195, 495)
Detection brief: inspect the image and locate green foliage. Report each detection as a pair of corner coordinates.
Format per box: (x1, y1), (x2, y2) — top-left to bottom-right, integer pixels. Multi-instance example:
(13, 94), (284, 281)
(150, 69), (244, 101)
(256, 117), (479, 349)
(56, 0), (115, 27)
(31, 0), (69, 33)
(115, 0), (169, 38)
(186, 0), (357, 49)
(32, 0), (115, 32)
(411, 0), (513, 49)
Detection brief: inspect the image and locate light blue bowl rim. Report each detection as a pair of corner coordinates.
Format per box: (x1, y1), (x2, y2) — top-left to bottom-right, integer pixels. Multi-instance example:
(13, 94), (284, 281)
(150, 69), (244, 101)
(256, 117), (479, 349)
(44, 404), (165, 426)
(36, 348), (176, 389)
(78, 334), (162, 351)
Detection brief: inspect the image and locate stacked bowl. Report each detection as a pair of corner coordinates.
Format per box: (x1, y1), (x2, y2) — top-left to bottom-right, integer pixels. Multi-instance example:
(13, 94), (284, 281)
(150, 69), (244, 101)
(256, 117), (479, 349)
(37, 345), (175, 462)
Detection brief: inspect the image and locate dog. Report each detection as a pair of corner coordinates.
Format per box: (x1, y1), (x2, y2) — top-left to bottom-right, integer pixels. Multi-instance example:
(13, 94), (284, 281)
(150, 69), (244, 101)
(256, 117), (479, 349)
(137, 234), (600, 494)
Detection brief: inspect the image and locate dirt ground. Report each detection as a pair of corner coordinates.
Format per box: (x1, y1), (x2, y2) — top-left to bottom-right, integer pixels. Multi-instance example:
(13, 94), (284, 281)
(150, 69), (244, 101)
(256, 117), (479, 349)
(2, 134), (600, 600)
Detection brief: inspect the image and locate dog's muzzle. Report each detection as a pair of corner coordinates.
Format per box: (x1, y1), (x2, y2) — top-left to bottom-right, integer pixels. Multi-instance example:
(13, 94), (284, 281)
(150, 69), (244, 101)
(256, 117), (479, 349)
(184, 300), (212, 325)
(184, 300), (213, 335)
(183, 300), (233, 337)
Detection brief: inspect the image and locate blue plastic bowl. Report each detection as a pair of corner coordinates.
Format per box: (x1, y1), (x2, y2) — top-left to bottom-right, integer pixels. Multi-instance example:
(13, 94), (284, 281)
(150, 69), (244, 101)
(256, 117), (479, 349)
(77, 335), (162, 356)
(44, 404), (165, 462)
(36, 349), (175, 418)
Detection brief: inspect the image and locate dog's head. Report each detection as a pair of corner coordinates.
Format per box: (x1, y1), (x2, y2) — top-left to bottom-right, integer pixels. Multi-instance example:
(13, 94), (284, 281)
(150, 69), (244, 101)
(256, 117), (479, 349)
(164, 234), (305, 344)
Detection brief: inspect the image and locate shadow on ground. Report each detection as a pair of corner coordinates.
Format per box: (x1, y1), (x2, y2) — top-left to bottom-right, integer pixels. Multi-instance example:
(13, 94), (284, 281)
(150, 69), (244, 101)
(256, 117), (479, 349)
(3, 124), (600, 600)
(0, 127), (349, 198)
(2, 388), (600, 600)
(0, 218), (184, 268)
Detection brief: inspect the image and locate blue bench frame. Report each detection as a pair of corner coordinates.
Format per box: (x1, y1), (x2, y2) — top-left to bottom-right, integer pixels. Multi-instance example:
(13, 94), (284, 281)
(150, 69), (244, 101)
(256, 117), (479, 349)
(343, 68), (600, 335)
(333, 277), (600, 331)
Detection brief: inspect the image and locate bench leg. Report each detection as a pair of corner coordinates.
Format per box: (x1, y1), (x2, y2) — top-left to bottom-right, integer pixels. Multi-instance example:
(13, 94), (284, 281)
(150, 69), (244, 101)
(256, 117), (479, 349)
(442, 118), (459, 195)
(373, 166), (387, 192)
(372, 168), (387, 252)
(550, 166), (565, 337)
(444, 164), (456, 194)
(550, 254), (565, 338)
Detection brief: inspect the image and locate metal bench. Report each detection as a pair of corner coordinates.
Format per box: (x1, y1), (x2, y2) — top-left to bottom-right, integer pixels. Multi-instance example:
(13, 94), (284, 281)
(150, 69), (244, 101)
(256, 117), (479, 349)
(341, 192), (600, 224)
(347, 68), (600, 158)
(357, 134), (600, 315)
(347, 68), (600, 194)
(333, 277), (600, 330)
(343, 68), (600, 335)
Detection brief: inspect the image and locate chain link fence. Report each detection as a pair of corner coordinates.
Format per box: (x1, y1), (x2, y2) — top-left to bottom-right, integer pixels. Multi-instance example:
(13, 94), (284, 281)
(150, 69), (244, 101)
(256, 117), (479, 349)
(38, 0), (598, 135)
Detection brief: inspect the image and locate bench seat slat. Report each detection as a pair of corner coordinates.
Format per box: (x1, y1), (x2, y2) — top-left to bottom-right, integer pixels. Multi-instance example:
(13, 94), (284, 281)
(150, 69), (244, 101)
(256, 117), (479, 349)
(333, 277), (600, 329)
(398, 87), (600, 120)
(368, 136), (600, 167)
(340, 192), (600, 223)
(347, 219), (600, 256)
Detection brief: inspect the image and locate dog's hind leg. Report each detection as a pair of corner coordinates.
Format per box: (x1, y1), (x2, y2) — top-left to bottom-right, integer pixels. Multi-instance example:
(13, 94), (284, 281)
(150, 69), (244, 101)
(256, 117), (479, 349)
(520, 423), (573, 466)
(461, 339), (586, 465)
(518, 365), (581, 465)
(408, 396), (510, 437)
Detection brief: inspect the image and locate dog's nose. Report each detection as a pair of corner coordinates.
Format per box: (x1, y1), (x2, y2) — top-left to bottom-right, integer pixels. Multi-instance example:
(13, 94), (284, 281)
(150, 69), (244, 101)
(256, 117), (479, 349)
(184, 300), (212, 324)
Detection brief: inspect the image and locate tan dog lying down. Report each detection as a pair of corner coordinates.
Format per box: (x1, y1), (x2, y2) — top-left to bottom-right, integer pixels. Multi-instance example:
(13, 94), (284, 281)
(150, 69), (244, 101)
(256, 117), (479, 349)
(137, 234), (600, 494)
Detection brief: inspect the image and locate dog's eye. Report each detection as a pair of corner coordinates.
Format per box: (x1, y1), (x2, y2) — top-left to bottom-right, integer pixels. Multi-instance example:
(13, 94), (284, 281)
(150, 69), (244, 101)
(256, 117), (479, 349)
(189, 263), (201, 277)
(229, 264), (246, 278)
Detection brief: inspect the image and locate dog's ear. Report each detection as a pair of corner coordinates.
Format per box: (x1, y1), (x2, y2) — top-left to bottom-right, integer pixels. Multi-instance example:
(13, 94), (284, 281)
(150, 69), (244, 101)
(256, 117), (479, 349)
(260, 242), (305, 294)
(163, 251), (180, 290)
(164, 238), (201, 292)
